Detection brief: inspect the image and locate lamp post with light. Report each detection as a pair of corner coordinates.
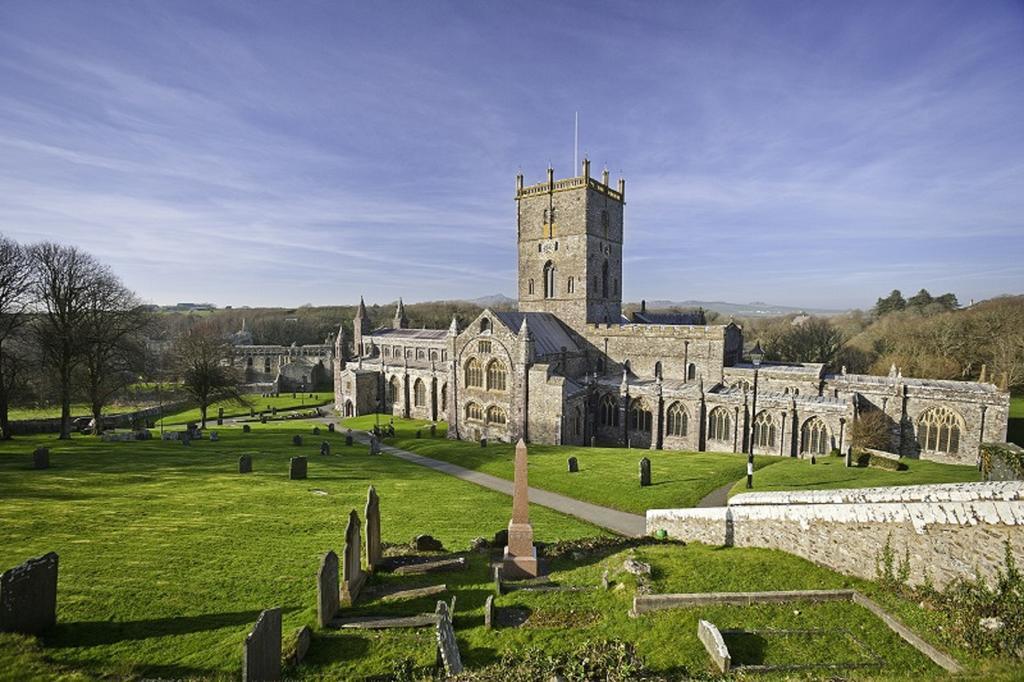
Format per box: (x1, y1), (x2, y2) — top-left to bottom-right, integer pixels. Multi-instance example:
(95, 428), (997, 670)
(746, 342), (764, 489)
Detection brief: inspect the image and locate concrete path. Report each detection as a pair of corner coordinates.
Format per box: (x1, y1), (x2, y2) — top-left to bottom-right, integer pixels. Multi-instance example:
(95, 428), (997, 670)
(366, 436), (646, 537)
(696, 481), (736, 508)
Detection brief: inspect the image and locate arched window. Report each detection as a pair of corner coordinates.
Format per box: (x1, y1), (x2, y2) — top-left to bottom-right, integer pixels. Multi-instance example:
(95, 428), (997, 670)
(801, 417), (830, 455)
(486, 360), (507, 392)
(917, 407), (962, 454)
(599, 394), (619, 427)
(465, 358), (483, 387)
(753, 411), (776, 448)
(480, 318), (491, 334)
(708, 407), (731, 441)
(573, 406), (583, 436)
(543, 261), (556, 299)
(629, 399), (652, 432)
(413, 379), (426, 407)
(486, 405), (506, 424)
(666, 402), (688, 437)
(416, 349), (424, 360)
(388, 376), (401, 407)
(687, 363), (696, 380)
(654, 361), (663, 380)
(430, 350), (438, 361)
(601, 260), (609, 298)
(465, 402), (483, 421)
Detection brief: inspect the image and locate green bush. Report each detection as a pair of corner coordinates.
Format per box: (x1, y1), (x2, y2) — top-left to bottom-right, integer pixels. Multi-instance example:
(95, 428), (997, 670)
(455, 640), (656, 681)
(980, 442), (1024, 480)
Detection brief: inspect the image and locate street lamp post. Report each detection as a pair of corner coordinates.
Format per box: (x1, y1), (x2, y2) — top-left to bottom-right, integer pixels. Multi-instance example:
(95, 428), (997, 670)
(746, 342), (764, 489)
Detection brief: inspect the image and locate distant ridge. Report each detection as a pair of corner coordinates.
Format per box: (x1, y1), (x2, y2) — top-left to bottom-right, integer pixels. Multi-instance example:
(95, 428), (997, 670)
(462, 293), (517, 308)
(637, 300), (849, 317)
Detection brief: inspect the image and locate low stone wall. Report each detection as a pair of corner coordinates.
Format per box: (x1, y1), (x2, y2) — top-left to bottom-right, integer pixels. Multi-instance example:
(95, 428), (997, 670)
(647, 482), (1024, 589)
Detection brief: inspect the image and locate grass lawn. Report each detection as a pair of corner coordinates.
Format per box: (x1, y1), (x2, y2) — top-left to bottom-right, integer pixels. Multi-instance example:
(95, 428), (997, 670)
(7, 403), (155, 422)
(156, 392), (334, 426)
(727, 453), (981, 498)
(2, 419), (1018, 679)
(341, 414), (779, 515)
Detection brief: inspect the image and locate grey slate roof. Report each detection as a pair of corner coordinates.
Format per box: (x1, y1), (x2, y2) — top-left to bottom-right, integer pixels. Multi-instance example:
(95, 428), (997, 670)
(368, 328), (448, 341)
(492, 311), (580, 357)
(632, 310), (706, 325)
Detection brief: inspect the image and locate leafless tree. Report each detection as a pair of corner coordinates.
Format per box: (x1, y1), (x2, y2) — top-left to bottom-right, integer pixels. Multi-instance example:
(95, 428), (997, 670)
(78, 270), (151, 433)
(29, 242), (109, 439)
(0, 235), (35, 439)
(173, 322), (244, 428)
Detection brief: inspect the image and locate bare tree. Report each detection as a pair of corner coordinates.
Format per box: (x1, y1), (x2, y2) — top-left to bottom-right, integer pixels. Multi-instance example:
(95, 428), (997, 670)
(174, 322), (244, 428)
(29, 242), (108, 439)
(78, 270), (150, 434)
(0, 236), (35, 439)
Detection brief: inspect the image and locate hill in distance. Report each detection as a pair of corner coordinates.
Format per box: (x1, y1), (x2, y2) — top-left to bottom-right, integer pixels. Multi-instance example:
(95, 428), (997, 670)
(460, 294), (847, 317)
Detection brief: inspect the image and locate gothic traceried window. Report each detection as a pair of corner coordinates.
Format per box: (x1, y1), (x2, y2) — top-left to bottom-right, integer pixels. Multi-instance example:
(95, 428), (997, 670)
(753, 411), (776, 448)
(801, 417), (830, 455)
(917, 406), (962, 454)
(388, 376), (401, 407)
(666, 402), (688, 437)
(413, 379), (426, 407)
(543, 261), (556, 299)
(629, 399), (652, 432)
(599, 394), (619, 427)
(708, 407), (731, 441)
(465, 401), (483, 421)
(486, 405), (507, 424)
(486, 360), (507, 392)
(465, 358), (483, 388)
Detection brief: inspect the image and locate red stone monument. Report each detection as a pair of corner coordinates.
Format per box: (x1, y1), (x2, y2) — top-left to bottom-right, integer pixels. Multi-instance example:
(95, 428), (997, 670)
(503, 439), (539, 578)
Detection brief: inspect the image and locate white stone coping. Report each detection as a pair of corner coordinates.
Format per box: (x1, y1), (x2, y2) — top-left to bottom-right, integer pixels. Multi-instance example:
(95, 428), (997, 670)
(729, 481), (1024, 507)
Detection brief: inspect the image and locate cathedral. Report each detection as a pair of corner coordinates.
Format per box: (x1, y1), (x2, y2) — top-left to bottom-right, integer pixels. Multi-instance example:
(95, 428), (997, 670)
(334, 161), (1009, 466)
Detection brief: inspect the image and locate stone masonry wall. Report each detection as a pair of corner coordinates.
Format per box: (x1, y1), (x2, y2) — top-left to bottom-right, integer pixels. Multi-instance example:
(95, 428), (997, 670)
(647, 482), (1024, 589)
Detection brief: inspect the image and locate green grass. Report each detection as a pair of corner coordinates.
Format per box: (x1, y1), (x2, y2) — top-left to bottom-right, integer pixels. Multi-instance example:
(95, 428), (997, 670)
(7, 403), (153, 422)
(156, 392), (334, 426)
(727, 453), (981, 498)
(341, 414), (778, 514)
(2, 419), (1019, 679)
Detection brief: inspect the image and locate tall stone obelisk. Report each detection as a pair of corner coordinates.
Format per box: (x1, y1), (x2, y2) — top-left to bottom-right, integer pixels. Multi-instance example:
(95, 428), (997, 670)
(503, 439), (539, 578)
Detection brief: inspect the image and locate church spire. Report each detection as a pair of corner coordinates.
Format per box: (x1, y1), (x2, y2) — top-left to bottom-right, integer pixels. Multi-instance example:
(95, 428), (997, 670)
(394, 298), (408, 329)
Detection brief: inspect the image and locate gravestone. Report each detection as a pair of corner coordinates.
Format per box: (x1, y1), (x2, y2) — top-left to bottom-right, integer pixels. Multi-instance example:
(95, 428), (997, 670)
(493, 565), (503, 596)
(369, 435), (380, 455)
(289, 457), (307, 480)
(567, 456), (578, 473)
(483, 594), (495, 630)
(434, 600), (463, 676)
(243, 424), (251, 433)
(341, 510), (366, 605)
(312, 426), (320, 436)
(345, 434), (353, 446)
(811, 454), (817, 465)
(328, 423), (335, 433)
(480, 437), (487, 448)
(0, 552), (58, 635)
(503, 439), (539, 578)
(242, 607), (281, 682)
(697, 619), (731, 673)
(218, 407), (224, 420)
(217, 418), (223, 426)
(288, 625), (311, 666)
(292, 434), (303, 446)
(320, 441), (330, 456)
(317, 551), (339, 627)
(590, 436), (597, 447)
(261, 416), (268, 424)
(639, 457), (652, 487)
(250, 407), (255, 417)
(272, 407), (277, 417)
(845, 447), (853, 468)
(238, 455), (252, 474)
(365, 486), (382, 571)
(210, 431), (219, 442)
(32, 448), (49, 470)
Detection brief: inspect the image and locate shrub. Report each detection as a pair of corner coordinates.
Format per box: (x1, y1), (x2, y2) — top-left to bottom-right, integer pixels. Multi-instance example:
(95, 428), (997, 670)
(455, 640), (658, 681)
(850, 410), (892, 450)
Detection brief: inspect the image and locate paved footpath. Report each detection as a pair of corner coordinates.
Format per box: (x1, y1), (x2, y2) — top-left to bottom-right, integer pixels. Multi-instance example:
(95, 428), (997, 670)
(696, 481), (736, 508)
(363, 435), (646, 537)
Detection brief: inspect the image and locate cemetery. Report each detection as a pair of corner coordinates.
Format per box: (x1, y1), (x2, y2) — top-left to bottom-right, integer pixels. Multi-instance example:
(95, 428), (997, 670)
(1, 408), (1021, 680)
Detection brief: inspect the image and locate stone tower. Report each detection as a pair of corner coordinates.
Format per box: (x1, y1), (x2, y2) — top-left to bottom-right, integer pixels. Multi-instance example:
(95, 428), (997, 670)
(393, 298), (408, 329)
(353, 297), (370, 357)
(516, 159), (625, 327)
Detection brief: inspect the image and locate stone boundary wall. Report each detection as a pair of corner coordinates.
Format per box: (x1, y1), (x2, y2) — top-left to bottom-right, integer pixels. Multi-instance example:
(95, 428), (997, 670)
(647, 482), (1024, 589)
(8, 400), (191, 435)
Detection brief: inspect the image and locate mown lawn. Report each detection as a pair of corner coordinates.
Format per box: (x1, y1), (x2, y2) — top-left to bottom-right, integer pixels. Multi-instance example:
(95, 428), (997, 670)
(727, 453), (981, 498)
(341, 414), (777, 514)
(2, 419), (1018, 679)
(156, 392), (334, 426)
(7, 403), (154, 422)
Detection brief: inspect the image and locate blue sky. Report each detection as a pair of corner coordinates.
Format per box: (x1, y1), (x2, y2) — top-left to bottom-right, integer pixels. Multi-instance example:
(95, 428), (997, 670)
(1, 1), (1022, 310)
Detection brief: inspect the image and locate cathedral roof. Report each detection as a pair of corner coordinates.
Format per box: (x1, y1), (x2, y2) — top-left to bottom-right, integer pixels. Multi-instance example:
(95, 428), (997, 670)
(492, 311), (580, 357)
(367, 328), (448, 341)
(631, 310), (706, 325)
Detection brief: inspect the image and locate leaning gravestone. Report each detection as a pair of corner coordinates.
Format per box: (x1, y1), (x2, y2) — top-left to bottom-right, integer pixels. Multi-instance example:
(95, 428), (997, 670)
(483, 594), (495, 630)
(292, 434), (303, 446)
(341, 510), (366, 605)
(365, 486), (382, 571)
(317, 551), (339, 627)
(239, 455), (252, 474)
(242, 607), (281, 682)
(0, 552), (58, 635)
(639, 457), (652, 487)
(567, 456), (578, 473)
(289, 457), (307, 480)
(434, 600), (463, 676)
(32, 448), (49, 470)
